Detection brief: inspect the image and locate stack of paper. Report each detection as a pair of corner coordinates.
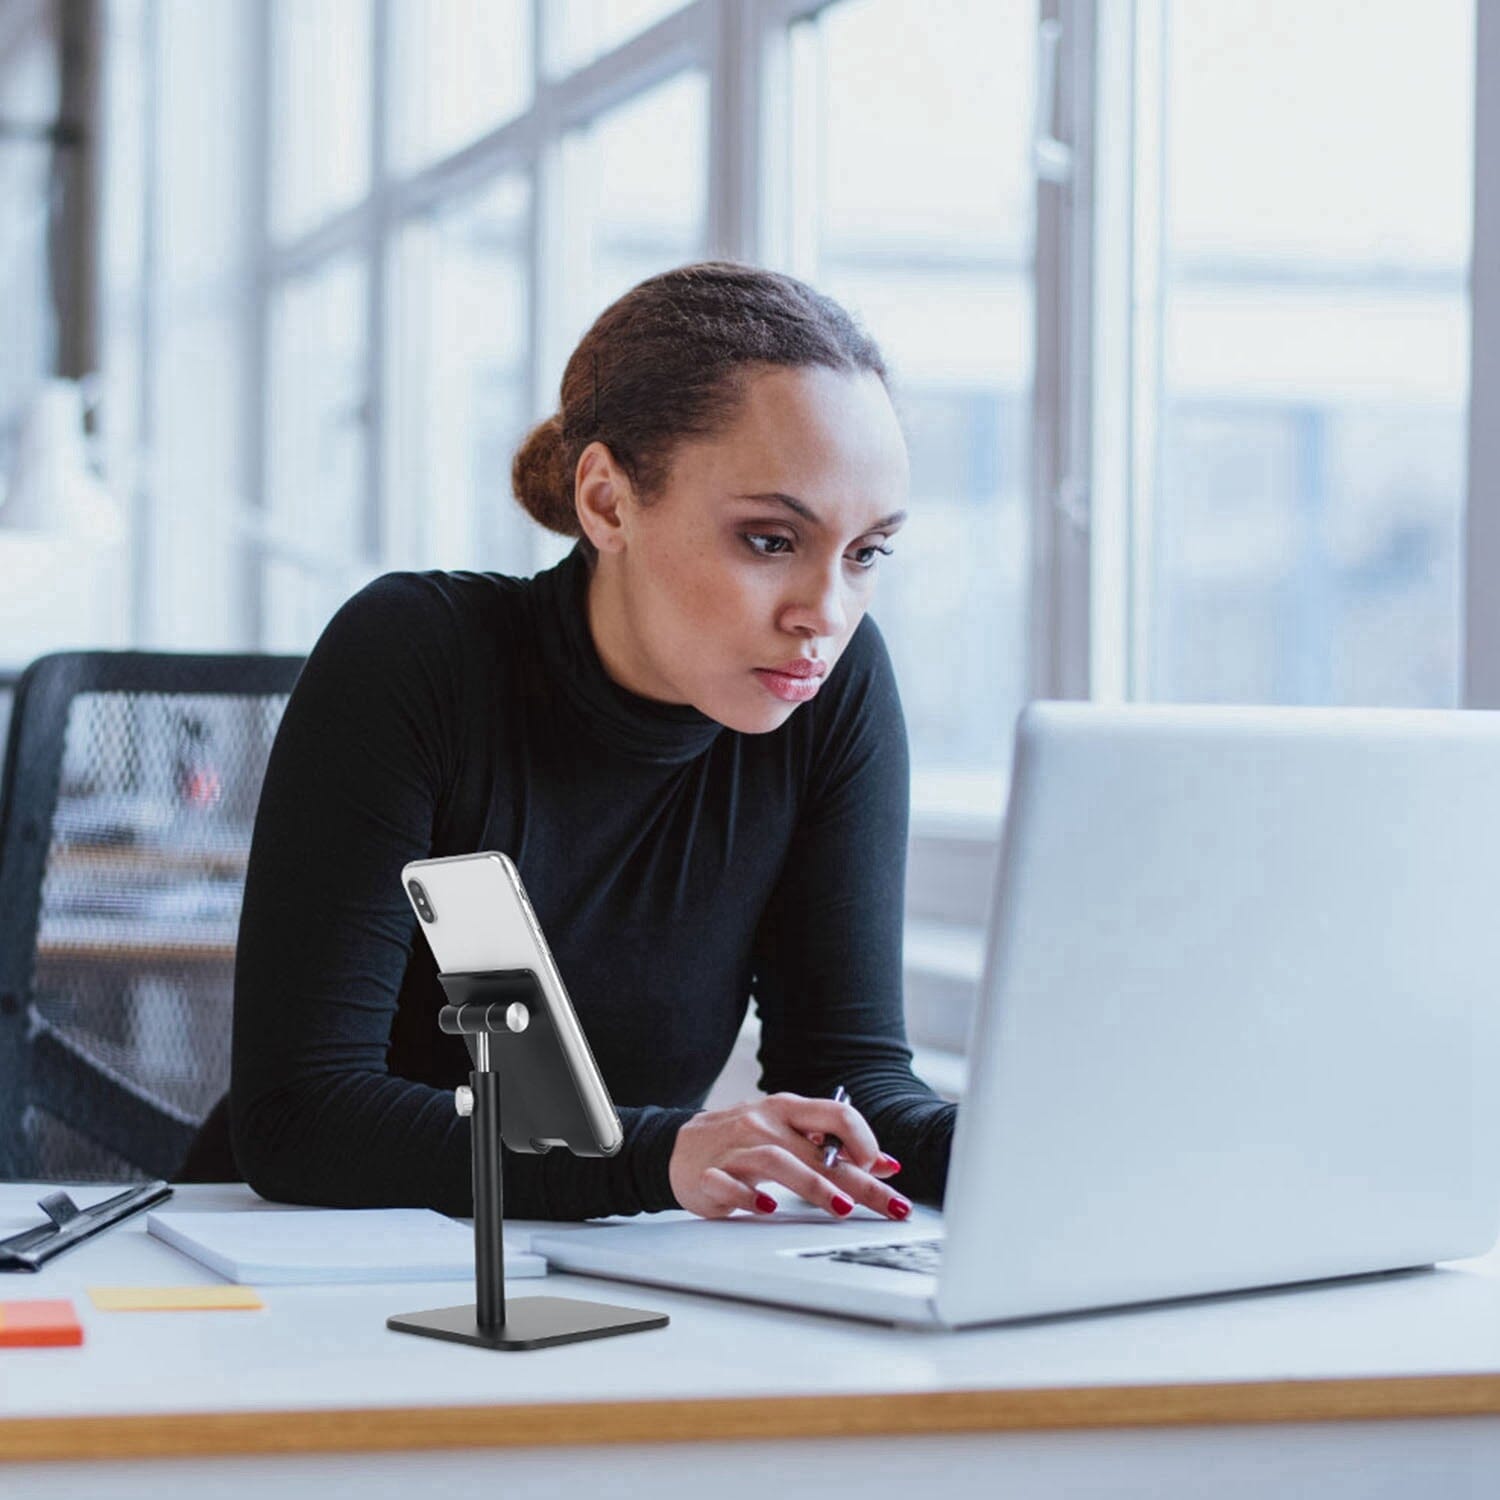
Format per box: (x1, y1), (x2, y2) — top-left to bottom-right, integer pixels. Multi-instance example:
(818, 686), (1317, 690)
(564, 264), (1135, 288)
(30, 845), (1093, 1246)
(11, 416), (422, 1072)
(147, 1209), (545, 1285)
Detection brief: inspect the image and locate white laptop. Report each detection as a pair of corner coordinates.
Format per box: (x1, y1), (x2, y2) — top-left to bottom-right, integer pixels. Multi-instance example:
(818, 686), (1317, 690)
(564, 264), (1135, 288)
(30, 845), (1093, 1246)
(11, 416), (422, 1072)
(532, 702), (1500, 1328)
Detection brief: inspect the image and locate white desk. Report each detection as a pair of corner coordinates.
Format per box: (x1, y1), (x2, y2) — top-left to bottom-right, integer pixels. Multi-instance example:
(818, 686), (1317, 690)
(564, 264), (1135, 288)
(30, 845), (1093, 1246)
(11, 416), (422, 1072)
(3, 1184), (1500, 1499)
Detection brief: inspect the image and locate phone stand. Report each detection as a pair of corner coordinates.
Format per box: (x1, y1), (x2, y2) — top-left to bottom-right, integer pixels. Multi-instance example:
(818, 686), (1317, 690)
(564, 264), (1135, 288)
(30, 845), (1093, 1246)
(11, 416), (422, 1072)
(387, 968), (669, 1351)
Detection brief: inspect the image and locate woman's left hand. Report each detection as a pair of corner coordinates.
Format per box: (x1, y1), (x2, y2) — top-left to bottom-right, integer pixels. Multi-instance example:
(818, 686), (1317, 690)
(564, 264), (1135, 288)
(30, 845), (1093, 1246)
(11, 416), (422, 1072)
(667, 1091), (910, 1221)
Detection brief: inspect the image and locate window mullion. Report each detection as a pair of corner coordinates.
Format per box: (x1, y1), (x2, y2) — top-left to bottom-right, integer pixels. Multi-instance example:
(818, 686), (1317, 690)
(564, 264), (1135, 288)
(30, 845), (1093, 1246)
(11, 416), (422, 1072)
(1059, 0), (1097, 700)
(1085, 0), (1134, 702)
(130, 0), (161, 648)
(706, 0), (757, 260)
(1028, 0), (1063, 703)
(1466, 0), (1500, 707)
(1125, 0), (1166, 702)
(546, 2), (708, 129)
(528, 0), (561, 574)
(366, 0), (390, 569)
(1029, 0), (1095, 703)
(242, 0), (271, 649)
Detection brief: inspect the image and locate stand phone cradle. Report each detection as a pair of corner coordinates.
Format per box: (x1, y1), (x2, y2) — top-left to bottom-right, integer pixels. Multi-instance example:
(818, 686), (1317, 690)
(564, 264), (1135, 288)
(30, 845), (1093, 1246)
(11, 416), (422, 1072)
(388, 969), (669, 1351)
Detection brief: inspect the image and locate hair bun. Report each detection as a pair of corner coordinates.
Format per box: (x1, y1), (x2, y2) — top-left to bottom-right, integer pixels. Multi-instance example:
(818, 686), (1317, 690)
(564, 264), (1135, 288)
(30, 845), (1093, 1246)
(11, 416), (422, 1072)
(511, 414), (578, 538)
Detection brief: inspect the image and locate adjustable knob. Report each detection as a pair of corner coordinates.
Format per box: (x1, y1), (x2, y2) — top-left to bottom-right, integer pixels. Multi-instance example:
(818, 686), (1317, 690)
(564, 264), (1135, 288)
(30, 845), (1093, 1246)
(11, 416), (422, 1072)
(454, 1086), (474, 1117)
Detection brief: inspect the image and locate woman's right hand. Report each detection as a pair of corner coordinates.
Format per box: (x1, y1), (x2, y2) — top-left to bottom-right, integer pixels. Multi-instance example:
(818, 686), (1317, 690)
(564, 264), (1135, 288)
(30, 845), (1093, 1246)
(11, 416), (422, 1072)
(668, 1092), (911, 1222)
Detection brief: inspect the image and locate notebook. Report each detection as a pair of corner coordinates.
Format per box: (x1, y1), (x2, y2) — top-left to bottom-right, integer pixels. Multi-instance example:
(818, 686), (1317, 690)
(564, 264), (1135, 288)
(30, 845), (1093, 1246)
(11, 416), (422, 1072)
(147, 1208), (546, 1285)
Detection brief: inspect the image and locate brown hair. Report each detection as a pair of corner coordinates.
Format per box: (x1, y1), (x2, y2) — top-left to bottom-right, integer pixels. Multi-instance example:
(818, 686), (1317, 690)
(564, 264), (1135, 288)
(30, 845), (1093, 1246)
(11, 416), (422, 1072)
(510, 261), (889, 559)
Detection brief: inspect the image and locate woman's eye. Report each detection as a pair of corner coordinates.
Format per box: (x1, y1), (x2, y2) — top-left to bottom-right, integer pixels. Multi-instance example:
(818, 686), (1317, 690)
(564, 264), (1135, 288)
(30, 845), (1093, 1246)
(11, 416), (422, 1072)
(742, 533), (894, 569)
(848, 543), (895, 571)
(744, 533), (793, 557)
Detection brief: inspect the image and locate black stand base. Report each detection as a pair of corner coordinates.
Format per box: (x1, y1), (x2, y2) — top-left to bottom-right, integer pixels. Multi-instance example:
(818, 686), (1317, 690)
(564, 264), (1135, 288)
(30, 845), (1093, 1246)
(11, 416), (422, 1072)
(388, 1295), (669, 1351)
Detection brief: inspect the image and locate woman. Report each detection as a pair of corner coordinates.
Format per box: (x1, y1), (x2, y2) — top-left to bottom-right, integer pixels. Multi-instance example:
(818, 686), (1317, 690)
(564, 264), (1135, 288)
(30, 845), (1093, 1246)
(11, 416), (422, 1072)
(187, 261), (956, 1222)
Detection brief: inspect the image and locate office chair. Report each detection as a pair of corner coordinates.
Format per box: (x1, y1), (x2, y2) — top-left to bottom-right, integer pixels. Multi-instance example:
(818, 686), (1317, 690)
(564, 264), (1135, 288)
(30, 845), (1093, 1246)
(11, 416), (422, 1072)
(0, 651), (303, 1180)
(0, 668), (18, 786)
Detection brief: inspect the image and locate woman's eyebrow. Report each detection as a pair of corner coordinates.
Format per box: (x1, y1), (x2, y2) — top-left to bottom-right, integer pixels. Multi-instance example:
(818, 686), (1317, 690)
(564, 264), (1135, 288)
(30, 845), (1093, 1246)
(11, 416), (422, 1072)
(731, 491), (907, 531)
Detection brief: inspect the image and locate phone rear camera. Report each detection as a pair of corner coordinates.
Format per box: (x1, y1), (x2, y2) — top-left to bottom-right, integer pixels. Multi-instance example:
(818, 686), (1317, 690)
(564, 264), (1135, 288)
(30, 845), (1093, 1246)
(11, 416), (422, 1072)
(408, 879), (436, 923)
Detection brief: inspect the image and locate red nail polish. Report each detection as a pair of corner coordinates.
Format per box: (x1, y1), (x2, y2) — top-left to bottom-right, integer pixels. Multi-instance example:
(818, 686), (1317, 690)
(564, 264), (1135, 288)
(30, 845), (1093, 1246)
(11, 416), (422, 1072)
(888, 1198), (911, 1220)
(831, 1195), (854, 1217)
(878, 1154), (903, 1174)
(755, 1193), (778, 1214)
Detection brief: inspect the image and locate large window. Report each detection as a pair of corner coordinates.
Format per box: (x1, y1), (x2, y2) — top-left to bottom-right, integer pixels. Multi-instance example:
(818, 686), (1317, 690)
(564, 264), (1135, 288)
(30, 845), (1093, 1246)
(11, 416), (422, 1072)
(546, 0), (693, 75)
(386, 0), (532, 171)
(90, 0), (1498, 1073)
(263, 253), (370, 651)
(1143, 1), (1474, 709)
(146, 0), (251, 649)
(269, 0), (372, 243)
(387, 176), (532, 571)
(249, 1), (708, 642)
(0, 1), (59, 481)
(780, 0), (1037, 822)
(556, 71), (709, 366)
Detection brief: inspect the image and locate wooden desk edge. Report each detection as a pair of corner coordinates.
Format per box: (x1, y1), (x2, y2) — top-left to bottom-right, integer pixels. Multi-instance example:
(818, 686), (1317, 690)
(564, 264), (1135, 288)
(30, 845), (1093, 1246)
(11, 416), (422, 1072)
(6, 1375), (1500, 1464)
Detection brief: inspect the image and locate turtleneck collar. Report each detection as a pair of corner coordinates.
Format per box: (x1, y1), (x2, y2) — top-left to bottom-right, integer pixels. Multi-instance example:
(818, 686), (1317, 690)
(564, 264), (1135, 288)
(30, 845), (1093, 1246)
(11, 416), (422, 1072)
(527, 542), (725, 766)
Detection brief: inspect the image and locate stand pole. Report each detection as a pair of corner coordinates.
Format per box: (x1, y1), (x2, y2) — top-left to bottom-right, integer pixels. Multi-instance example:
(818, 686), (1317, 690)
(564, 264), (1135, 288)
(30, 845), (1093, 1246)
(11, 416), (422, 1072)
(470, 1060), (505, 1332)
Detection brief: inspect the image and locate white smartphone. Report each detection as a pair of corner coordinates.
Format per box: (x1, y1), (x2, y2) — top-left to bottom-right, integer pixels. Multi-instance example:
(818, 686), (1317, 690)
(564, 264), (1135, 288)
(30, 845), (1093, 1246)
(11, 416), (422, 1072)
(401, 851), (624, 1156)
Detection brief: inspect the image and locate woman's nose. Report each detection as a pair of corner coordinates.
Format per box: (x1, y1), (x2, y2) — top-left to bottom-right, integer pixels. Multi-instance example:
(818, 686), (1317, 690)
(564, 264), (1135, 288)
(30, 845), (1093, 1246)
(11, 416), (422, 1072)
(782, 567), (848, 640)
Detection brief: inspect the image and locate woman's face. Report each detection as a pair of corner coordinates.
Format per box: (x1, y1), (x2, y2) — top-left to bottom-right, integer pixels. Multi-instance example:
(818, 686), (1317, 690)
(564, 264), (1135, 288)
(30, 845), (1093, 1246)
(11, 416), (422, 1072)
(577, 365), (910, 734)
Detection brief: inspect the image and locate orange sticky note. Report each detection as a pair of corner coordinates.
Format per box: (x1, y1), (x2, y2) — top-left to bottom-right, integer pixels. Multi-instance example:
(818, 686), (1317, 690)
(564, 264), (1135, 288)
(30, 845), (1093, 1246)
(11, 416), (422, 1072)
(0, 1298), (84, 1347)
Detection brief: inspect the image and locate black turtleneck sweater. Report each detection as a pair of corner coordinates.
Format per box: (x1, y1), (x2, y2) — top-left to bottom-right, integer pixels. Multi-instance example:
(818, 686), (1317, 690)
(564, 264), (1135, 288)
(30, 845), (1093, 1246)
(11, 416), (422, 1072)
(210, 544), (955, 1219)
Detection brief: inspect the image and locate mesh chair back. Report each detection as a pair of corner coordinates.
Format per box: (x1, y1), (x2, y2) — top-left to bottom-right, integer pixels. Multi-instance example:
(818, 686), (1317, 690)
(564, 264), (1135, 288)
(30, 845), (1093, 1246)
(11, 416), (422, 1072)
(0, 652), (303, 1180)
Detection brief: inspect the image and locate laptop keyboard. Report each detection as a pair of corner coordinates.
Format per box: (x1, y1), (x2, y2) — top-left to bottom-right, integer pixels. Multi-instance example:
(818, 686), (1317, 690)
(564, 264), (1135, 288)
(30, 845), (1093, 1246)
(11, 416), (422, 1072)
(799, 1237), (944, 1276)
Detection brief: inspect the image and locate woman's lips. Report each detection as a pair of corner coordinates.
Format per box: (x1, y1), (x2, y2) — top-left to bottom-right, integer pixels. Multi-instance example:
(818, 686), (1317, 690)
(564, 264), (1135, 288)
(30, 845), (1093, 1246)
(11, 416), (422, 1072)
(753, 668), (823, 704)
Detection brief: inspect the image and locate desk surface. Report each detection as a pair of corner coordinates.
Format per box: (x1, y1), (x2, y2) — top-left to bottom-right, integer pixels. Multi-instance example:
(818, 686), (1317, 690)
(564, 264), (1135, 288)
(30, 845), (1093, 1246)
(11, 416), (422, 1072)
(4, 1183), (1500, 1464)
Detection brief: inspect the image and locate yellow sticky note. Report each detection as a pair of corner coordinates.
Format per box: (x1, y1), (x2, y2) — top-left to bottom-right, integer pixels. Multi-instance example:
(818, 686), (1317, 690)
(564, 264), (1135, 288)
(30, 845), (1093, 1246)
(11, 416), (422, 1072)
(88, 1285), (264, 1312)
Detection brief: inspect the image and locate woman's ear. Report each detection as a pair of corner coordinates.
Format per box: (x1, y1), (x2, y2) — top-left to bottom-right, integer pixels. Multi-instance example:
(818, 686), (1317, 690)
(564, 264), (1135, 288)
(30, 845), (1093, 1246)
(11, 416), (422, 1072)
(574, 441), (634, 556)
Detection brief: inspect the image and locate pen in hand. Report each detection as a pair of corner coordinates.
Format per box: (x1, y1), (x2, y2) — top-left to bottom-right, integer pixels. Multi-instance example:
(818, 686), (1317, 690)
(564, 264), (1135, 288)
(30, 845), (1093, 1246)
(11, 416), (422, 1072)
(822, 1084), (850, 1169)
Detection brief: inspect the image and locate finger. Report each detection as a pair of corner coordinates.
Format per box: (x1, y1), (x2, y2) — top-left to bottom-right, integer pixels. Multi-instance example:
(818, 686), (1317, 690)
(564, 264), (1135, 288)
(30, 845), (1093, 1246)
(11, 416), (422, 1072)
(826, 1157), (915, 1223)
(851, 1151), (903, 1178)
(767, 1093), (882, 1169)
(761, 1115), (884, 1188)
(731, 1144), (859, 1218)
(808, 1138), (901, 1176)
(751, 1116), (850, 1182)
(696, 1167), (775, 1219)
(807, 1129), (900, 1175)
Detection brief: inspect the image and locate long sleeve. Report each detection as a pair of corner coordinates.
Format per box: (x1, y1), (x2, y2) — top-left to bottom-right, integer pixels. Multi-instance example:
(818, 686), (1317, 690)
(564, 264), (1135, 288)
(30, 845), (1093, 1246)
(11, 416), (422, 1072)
(228, 575), (692, 1219)
(749, 617), (957, 1206)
